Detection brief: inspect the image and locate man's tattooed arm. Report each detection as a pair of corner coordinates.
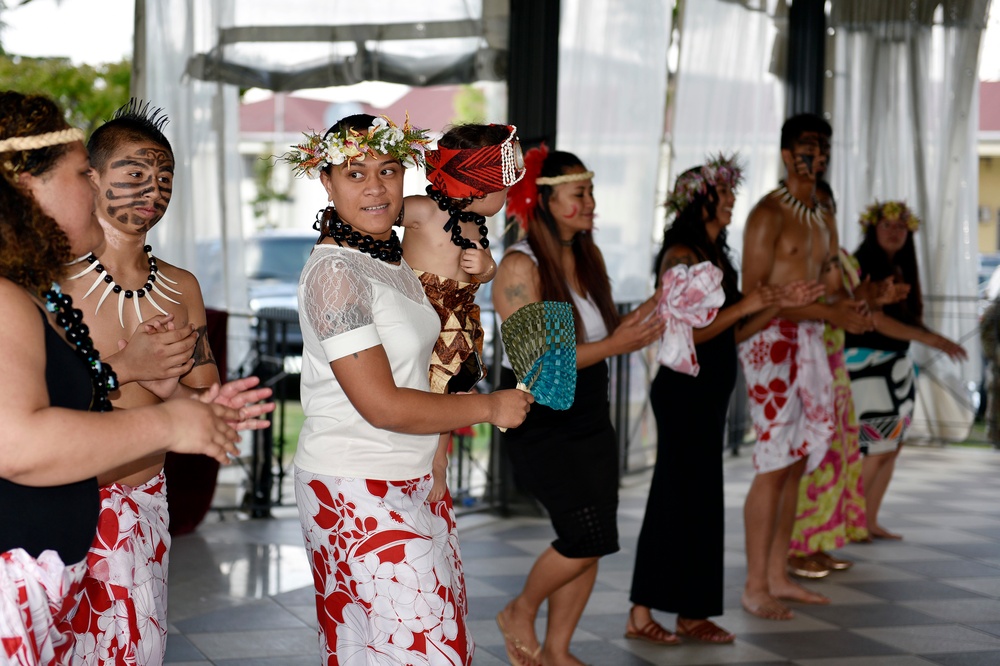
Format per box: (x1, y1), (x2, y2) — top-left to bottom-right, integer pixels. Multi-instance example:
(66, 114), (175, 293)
(191, 324), (217, 368)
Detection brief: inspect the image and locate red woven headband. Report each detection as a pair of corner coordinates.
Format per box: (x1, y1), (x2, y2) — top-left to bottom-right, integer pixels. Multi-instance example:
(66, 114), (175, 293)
(424, 124), (526, 198)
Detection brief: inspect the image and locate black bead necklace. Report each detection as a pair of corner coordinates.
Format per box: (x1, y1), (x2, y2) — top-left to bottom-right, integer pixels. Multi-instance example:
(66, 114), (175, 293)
(41, 282), (119, 412)
(425, 185), (490, 250)
(323, 215), (402, 263)
(86, 244), (159, 299)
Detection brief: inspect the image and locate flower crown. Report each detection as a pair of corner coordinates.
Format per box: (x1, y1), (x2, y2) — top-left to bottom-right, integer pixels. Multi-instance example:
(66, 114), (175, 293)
(280, 114), (431, 179)
(665, 153), (744, 215)
(859, 200), (920, 233)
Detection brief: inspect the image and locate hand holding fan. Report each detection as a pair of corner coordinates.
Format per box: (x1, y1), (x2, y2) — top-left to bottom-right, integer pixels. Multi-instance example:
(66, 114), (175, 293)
(499, 301), (577, 431)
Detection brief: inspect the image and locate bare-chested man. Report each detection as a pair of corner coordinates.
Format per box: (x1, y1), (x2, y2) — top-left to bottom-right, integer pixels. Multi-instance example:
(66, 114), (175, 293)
(738, 114), (872, 621)
(62, 101), (273, 665)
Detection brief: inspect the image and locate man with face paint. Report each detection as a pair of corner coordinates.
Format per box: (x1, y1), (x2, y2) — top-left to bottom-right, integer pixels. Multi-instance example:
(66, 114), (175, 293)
(737, 114), (873, 621)
(62, 100), (274, 665)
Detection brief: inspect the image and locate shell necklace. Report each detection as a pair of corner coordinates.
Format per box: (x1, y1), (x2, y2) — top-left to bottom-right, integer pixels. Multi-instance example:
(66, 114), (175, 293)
(67, 245), (182, 328)
(776, 181), (825, 228)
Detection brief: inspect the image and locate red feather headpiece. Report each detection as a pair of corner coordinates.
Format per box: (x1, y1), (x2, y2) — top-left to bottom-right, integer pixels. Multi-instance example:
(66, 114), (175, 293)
(506, 142), (549, 231)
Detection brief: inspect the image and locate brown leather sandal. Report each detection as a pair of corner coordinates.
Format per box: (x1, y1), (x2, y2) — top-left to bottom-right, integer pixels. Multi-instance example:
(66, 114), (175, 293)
(676, 618), (736, 644)
(624, 607), (680, 646)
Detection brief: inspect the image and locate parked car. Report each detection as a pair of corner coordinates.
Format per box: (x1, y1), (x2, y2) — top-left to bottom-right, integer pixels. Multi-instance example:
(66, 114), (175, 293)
(246, 229), (317, 356)
(980, 252), (1000, 307)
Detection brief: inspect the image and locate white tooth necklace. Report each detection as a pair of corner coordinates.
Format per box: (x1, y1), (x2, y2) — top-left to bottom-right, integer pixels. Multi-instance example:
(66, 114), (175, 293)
(67, 244), (182, 328)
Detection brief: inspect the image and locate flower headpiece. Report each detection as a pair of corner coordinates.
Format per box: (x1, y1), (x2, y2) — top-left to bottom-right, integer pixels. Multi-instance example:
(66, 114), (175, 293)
(279, 114), (431, 179)
(506, 143), (596, 231)
(425, 124), (526, 199)
(665, 153), (744, 216)
(859, 200), (920, 233)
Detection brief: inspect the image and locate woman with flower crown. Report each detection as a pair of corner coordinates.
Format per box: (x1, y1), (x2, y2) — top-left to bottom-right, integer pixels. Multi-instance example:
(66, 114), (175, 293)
(844, 201), (966, 541)
(279, 113), (532, 665)
(0, 91), (241, 665)
(625, 157), (821, 646)
(492, 145), (665, 666)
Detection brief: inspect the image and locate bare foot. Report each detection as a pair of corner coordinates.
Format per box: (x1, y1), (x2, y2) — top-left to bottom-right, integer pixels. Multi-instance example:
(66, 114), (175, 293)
(496, 602), (541, 666)
(870, 525), (903, 540)
(741, 590), (793, 620)
(540, 649), (588, 666)
(770, 579), (830, 605)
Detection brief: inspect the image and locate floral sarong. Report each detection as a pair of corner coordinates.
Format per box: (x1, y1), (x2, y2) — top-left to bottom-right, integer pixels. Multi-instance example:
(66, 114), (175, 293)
(0, 549), (87, 666)
(655, 261), (724, 376)
(789, 324), (869, 555)
(70, 472), (170, 665)
(739, 318), (835, 474)
(294, 467), (472, 665)
(414, 271), (483, 395)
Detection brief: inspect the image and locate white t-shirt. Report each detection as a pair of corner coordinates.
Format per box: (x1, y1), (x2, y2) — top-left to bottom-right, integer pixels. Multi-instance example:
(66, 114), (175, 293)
(294, 244), (441, 480)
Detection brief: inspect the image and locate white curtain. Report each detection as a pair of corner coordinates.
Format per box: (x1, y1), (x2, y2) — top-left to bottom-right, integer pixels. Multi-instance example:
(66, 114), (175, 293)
(133, 0), (248, 375)
(669, 0), (786, 271)
(557, 0), (672, 302)
(829, 0), (992, 441)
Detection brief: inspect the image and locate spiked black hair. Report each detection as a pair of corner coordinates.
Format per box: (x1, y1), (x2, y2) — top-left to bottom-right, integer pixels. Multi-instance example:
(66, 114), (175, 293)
(87, 98), (173, 171)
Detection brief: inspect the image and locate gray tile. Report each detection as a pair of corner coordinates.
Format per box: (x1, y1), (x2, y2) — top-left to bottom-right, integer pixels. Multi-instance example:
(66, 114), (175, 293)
(797, 658), (940, 666)
(893, 560), (1000, 578)
(840, 580), (985, 601)
(967, 623), (1000, 638)
(163, 634), (208, 663)
(898, 599), (1000, 623)
(922, 651), (1000, 666)
(853, 625), (1000, 653)
(186, 628), (319, 660)
(940, 577), (1000, 597)
(172, 598), (309, 633)
(215, 658), (319, 666)
(737, 629), (902, 659)
(797, 603), (943, 628)
(921, 542), (1000, 560)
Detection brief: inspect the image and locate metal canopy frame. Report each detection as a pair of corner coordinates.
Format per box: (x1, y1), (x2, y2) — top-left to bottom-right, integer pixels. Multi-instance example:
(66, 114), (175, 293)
(184, 15), (509, 90)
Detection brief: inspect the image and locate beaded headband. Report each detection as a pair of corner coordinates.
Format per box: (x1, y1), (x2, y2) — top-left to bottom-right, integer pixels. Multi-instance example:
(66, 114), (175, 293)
(859, 200), (920, 233)
(425, 124), (527, 198)
(279, 114), (431, 180)
(666, 153), (744, 215)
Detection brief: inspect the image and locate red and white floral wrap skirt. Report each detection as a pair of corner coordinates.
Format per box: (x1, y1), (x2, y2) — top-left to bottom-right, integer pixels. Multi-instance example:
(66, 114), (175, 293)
(739, 318), (835, 474)
(69, 472), (170, 666)
(0, 549), (87, 666)
(294, 467), (473, 665)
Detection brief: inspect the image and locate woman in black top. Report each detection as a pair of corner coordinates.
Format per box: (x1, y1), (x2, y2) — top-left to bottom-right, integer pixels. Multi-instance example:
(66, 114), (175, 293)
(844, 201), (966, 540)
(628, 158), (819, 645)
(0, 91), (241, 664)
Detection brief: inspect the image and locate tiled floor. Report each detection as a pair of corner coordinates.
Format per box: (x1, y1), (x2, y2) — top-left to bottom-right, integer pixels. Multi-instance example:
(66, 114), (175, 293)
(164, 445), (1000, 665)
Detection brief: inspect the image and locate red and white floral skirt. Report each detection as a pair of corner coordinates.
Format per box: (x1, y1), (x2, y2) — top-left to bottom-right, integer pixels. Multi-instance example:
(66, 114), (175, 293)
(294, 467), (472, 665)
(69, 472), (170, 666)
(0, 548), (87, 665)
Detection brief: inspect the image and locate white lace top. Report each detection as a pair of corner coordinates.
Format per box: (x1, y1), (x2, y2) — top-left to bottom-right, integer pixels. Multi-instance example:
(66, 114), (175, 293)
(294, 244), (441, 480)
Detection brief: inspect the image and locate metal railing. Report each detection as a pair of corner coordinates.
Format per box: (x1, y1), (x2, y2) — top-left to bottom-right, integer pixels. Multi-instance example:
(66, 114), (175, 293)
(226, 292), (992, 518)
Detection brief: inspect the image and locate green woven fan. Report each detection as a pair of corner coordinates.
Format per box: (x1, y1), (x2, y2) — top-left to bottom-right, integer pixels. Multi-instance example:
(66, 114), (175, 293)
(500, 301), (577, 410)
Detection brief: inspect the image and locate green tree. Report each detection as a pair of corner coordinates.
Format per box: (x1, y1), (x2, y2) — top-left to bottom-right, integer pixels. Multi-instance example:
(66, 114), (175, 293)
(251, 145), (293, 229)
(0, 55), (131, 134)
(452, 84), (486, 124)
